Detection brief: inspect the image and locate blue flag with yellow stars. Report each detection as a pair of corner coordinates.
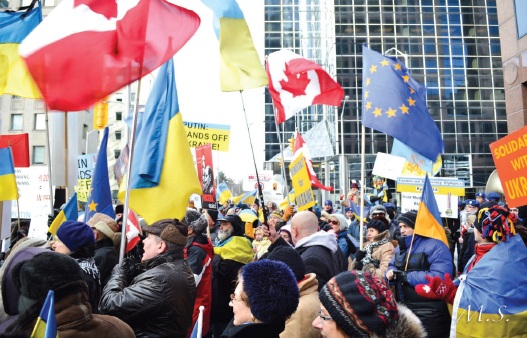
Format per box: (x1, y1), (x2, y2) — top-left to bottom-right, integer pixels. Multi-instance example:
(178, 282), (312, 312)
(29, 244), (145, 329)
(361, 44), (444, 161)
(84, 127), (115, 222)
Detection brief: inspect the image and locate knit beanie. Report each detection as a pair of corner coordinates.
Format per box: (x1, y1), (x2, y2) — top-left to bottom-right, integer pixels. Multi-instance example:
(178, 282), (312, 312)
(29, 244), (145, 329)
(266, 246), (305, 282)
(242, 260), (300, 323)
(324, 200), (333, 207)
(319, 271), (399, 337)
(398, 211), (417, 229)
(143, 219), (187, 246)
(367, 219), (387, 233)
(207, 209), (219, 223)
(475, 205), (517, 243)
(183, 208), (202, 226)
(56, 221), (95, 252)
(13, 252), (84, 301)
(190, 215), (209, 235)
(370, 205), (387, 216)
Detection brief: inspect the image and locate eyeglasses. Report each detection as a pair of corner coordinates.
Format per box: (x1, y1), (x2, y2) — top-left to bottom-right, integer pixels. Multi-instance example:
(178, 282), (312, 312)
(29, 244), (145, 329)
(318, 310), (333, 321)
(329, 220), (340, 225)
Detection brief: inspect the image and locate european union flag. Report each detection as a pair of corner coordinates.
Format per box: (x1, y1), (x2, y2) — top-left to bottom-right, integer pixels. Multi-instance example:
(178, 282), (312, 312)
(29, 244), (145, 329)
(84, 127), (115, 222)
(361, 45), (444, 161)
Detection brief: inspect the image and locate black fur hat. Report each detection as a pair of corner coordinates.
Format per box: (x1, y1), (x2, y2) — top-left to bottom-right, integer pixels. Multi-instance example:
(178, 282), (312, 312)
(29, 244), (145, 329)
(13, 251), (84, 301)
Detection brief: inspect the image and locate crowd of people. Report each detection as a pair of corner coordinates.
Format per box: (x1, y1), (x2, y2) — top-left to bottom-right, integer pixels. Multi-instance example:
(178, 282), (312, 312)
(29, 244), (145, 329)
(0, 178), (526, 338)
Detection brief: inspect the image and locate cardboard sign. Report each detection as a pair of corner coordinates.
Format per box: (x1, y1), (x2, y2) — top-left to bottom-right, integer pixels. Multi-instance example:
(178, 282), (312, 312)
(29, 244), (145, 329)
(196, 143), (216, 209)
(372, 152), (405, 180)
(76, 154), (96, 202)
(400, 192), (459, 219)
(396, 177), (465, 196)
(489, 126), (527, 207)
(184, 121), (230, 152)
(289, 153), (315, 211)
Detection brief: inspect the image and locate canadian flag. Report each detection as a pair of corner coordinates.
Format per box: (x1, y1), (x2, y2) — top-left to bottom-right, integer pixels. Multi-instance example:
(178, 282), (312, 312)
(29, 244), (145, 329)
(293, 131), (334, 192)
(19, 0), (200, 112)
(266, 49), (344, 124)
(126, 209), (142, 253)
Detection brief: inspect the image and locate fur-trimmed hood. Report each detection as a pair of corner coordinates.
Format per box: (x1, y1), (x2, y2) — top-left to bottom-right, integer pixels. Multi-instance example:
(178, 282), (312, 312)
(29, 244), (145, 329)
(385, 304), (427, 338)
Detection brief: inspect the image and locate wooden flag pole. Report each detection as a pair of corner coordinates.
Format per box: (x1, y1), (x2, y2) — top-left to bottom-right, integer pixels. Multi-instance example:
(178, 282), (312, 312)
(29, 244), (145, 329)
(404, 232), (416, 271)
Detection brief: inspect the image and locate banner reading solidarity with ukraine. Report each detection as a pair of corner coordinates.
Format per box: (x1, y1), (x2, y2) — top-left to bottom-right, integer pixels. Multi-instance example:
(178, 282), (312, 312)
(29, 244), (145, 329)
(489, 125), (527, 208)
(184, 121), (231, 152)
(289, 152), (314, 211)
(196, 143), (216, 209)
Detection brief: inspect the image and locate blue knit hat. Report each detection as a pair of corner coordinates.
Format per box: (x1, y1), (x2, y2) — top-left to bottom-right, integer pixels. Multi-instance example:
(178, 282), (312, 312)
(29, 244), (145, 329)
(56, 221), (95, 252)
(324, 200), (333, 207)
(241, 260), (300, 323)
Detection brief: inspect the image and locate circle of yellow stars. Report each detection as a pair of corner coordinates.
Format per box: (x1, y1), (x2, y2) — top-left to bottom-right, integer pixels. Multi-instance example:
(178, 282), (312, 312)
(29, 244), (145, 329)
(363, 58), (417, 118)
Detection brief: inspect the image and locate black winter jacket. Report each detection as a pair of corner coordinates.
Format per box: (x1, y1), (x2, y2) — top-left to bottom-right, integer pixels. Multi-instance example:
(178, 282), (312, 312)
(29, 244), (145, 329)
(221, 319), (285, 338)
(99, 250), (196, 338)
(94, 238), (118, 288)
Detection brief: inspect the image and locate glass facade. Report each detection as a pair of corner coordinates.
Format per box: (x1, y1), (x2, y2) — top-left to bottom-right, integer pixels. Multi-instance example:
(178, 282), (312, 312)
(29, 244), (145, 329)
(264, 0), (505, 193)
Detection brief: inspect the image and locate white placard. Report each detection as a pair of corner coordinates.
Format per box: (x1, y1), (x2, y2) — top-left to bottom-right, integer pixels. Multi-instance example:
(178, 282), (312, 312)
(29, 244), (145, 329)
(372, 152), (406, 181)
(400, 192), (459, 219)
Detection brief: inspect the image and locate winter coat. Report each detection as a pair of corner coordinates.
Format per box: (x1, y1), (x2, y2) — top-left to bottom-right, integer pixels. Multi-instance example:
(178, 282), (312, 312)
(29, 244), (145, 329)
(347, 218), (362, 243)
(295, 231), (344, 290)
(384, 304), (427, 338)
(93, 238), (119, 288)
(99, 250), (196, 338)
(185, 234), (214, 338)
(74, 257), (101, 314)
(351, 230), (394, 280)
(212, 235), (253, 323)
(387, 235), (452, 338)
(221, 319), (285, 338)
(281, 273), (321, 338)
(0, 281), (134, 338)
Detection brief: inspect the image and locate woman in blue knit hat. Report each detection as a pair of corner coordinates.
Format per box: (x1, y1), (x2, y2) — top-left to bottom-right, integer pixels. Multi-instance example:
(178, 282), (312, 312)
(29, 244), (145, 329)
(221, 259), (300, 338)
(52, 220), (101, 313)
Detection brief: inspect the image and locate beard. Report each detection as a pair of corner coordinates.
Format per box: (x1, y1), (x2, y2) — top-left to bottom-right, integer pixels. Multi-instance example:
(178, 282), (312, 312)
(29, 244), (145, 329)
(218, 227), (234, 241)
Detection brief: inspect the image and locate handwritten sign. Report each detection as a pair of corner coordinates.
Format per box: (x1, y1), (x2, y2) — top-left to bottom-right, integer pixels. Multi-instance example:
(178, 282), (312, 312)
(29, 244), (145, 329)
(76, 154), (96, 202)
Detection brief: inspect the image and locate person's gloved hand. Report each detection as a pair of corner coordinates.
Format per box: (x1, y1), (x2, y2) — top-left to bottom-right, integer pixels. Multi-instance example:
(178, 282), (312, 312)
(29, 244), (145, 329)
(120, 257), (140, 284)
(369, 195), (379, 203)
(392, 270), (407, 283)
(283, 205), (294, 221)
(354, 250), (366, 262)
(415, 273), (457, 304)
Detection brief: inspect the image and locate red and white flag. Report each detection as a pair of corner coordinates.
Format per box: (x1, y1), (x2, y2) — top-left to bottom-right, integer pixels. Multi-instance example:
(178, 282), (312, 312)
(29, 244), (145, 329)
(126, 209), (142, 253)
(266, 49), (344, 124)
(292, 131), (334, 192)
(19, 0), (200, 112)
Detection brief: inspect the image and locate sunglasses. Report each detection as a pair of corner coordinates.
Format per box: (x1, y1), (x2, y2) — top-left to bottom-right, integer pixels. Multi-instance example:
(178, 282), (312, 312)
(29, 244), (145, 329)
(329, 220), (340, 225)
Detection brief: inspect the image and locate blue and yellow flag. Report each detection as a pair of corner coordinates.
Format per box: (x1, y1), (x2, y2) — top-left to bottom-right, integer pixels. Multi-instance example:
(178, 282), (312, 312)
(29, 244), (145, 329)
(0, 4), (42, 98)
(231, 190), (257, 206)
(452, 234), (527, 337)
(120, 59), (201, 224)
(216, 181), (232, 205)
(414, 174), (448, 247)
(31, 290), (57, 338)
(49, 192), (78, 235)
(350, 201), (369, 222)
(279, 189), (295, 210)
(391, 138), (442, 177)
(361, 45), (443, 161)
(84, 127), (115, 222)
(0, 147), (18, 201)
(201, 0), (268, 91)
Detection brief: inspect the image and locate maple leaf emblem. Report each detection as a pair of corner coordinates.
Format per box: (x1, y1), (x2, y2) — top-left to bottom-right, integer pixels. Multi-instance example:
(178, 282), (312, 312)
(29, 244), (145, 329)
(279, 62), (311, 97)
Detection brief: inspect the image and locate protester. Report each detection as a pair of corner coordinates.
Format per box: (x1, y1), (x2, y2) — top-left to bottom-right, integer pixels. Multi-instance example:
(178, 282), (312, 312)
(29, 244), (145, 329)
(87, 213), (119, 288)
(52, 220), (101, 314)
(210, 214), (254, 337)
(99, 218), (196, 337)
(386, 211), (452, 338)
(313, 270), (426, 338)
(324, 200), (335, 214)
(252, 227), (272, 259)
(352, 219), (394, 279)
(369, 177), (389, 205)
(220, 259), (300, 338)
(1, 251), (134, 337)
(184, 212), (214, 338)
(328, 213), (356, 259)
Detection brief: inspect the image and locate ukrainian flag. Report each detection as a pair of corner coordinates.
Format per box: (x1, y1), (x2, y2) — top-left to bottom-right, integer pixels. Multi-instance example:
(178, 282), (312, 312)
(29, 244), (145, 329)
(350, 201), (369, 222)
(120, 59), (202, 224)
(216, 182), (232, 205)
(414, 174), (449, 247)
(279, 189), (295, 210)
(0, 147), (18, 201)
(30, 290), (57, 338)
(451, 234), (527, 337)
(391, 139), (442, 177)
(48, 192), (78, 235)
(0, 4), (42, 98)
(201, 0), (268, 91)
(231, 190), (257, 206)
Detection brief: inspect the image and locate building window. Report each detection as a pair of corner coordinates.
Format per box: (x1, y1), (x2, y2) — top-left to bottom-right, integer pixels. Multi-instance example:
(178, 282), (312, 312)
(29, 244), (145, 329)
(114, 149), (121, 159)
(115, 130), (122, 140)
(11, 114), (23, 130)
(515, 0), (527, 38)
(34, 113), (45, 130)
(32, 146), (45, 164)
(116, 111), (122, 121)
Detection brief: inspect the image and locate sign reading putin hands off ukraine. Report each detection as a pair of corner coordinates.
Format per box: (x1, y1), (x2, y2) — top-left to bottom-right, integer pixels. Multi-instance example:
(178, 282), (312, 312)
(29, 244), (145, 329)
(184, 121), (230, 152)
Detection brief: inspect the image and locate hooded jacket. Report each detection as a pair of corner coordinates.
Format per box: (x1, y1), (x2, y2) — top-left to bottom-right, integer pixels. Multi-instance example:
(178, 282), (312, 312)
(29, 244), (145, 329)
(99, 250), (196, 338)
(351, 230), (394, 280)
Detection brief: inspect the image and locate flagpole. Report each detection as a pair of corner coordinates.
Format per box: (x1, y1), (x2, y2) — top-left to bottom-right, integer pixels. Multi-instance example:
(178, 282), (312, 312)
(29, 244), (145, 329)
(404, 232), (416, 271)
(274, 120), (291, 205)
(359, 124), (366, 248)
(239, 91), (267, 224)
(119, 81), (141, 263)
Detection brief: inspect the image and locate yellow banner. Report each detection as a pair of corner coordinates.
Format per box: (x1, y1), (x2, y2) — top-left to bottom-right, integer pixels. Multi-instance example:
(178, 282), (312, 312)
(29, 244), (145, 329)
(396, 177), (465, 196)
(184, 121), (230, 152)
(289, 153), (315, 211)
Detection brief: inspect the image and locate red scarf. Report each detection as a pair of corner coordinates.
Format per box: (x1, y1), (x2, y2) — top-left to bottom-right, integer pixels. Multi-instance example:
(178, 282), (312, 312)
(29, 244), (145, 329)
(467, 243), (496, 272)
